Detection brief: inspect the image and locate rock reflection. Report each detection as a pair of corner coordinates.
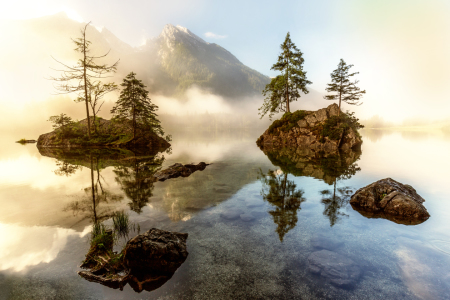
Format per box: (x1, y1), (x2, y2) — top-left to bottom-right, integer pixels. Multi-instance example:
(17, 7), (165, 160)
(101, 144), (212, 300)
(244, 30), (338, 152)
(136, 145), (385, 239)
(261, 147), (361, 226)
(258, 169), (306, 241)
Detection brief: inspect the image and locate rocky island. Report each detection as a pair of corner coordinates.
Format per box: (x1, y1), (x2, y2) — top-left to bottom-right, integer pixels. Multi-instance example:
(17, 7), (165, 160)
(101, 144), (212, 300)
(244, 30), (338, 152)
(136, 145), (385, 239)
(257, 104), (362, 154)
(37, 117), (170, 151)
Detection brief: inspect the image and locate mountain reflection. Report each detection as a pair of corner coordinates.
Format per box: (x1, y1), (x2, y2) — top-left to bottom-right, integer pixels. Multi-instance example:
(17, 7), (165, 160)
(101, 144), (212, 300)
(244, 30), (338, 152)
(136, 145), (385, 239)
(261, 147), (361, 226)
(258, 169), (306, 241)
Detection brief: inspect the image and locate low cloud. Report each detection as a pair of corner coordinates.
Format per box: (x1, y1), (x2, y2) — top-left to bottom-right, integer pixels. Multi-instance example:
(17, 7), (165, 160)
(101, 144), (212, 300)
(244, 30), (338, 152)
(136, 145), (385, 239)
(152, 86), (232, 115)
(204, 32), (227, 39)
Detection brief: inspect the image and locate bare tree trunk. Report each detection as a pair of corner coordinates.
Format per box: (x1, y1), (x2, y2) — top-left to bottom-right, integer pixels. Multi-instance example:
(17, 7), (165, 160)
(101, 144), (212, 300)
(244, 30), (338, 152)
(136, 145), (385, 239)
(83, 26), (91, 139)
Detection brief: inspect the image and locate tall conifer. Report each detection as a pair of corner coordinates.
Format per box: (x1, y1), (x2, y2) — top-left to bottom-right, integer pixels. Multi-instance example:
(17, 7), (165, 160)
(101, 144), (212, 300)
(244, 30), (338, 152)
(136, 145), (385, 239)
(259, 32), (312, 119)
(110, 72), (162, 140)
(324, 59), (366, 115)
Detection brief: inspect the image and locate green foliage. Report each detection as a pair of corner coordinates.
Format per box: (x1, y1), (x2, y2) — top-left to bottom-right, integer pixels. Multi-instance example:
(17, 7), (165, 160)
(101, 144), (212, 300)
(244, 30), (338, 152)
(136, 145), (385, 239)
(259, 32), (312, 119)
(17, 139), (28, 144)
(111, 72), (164, 138)
(318, 111), (364, 142)
(324, 59), (366, 110)
(267, 110), (307, 134)
(112, 211), (129, 238)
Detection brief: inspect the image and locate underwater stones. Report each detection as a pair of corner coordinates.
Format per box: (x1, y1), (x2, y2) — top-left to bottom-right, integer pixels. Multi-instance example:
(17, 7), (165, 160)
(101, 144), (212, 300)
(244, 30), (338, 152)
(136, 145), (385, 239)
(123, 228), (188, 274)
(220, 209), (244, 220)
(153, 162), (209, 181)
(310, 235), (344, 251)
(350, 178), (430, 224)
(240, 214), (255, 222)
(307, 250), (361, 287)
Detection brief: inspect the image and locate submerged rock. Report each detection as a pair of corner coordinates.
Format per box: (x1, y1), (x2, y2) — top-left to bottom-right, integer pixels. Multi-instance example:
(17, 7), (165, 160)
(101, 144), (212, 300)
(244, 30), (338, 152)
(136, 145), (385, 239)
(310, 235), (344, 251)
(307, 250), (361, 287)
(123, 228), (189, 274)
(220, 209), (244, 220)
(153, 162), (209, 181)
(350, 178), (430, 225)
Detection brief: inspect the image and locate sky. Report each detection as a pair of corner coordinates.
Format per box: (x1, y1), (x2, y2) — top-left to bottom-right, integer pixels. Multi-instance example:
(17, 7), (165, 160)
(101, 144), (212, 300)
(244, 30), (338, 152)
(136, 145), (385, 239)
(1, 0), (450, 122)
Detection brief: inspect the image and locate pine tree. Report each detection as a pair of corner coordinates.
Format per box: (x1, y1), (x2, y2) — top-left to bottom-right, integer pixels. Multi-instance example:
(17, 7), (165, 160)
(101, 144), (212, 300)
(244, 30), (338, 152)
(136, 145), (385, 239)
(50, 22), (118, 138)
(324, 59), (366, 115)
(110, 72), (163, 140)
(259, 32), (312, 119)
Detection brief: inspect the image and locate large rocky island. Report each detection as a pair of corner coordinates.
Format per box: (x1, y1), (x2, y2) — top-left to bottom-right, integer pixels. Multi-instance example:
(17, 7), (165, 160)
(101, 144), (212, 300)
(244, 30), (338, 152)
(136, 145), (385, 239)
(37, 117), (170, 151)
(257, 104), (362, 153)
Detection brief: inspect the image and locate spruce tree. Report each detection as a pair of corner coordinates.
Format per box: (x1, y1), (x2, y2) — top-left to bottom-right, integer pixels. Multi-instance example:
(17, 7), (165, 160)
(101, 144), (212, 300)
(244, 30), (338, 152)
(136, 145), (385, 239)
(324, 59), (366, 115)
(110, 72), (162, 140)
(259, 32), (312, 119)
(50, 22), (118, 138)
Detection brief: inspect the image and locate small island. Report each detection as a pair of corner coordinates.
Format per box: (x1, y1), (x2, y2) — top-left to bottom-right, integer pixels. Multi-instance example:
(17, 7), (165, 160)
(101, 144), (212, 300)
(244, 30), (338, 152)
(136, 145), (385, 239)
(37, 117), (170, 151)
(257, 103), (363, 154)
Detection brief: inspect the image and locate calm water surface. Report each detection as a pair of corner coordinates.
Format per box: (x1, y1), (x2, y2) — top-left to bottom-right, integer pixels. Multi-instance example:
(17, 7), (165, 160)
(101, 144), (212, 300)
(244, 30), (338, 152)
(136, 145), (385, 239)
(0, 129), (450, 299)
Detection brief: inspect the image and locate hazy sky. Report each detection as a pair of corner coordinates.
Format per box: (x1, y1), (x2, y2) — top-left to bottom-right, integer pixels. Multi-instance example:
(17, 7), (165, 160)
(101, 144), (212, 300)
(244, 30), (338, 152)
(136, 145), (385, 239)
(1, 0), (450, 121)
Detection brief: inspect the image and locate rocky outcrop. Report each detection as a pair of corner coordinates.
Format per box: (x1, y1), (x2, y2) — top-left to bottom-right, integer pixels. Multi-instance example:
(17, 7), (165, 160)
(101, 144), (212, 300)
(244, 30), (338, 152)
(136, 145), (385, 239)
(37, 117), (170, 151)
(78, 228), (188, 292)
(123, 228), (189, 274)
(257, 104), (362, 153)
(153, 162), (209, 181)
(350, 178), (430, 225)
(307, 250), (361, 287)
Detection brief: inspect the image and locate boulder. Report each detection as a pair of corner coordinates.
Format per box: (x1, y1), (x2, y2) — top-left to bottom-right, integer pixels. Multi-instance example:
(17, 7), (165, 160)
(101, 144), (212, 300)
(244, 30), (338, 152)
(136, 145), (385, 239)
(304, 114), (317, 127)
(297, 119), (308, 128)
(350, 178), (430, 224)
(307, 250), (361, 287)
(314, 108), (328, 122)
(123, 228), (189, 274)
(327, 103), (340, 117)
(153, 162), (209, 181)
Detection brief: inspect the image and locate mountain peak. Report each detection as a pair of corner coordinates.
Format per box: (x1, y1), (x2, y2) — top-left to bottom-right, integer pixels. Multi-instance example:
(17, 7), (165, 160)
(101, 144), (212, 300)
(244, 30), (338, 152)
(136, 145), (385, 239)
(160, 24), (207, 45)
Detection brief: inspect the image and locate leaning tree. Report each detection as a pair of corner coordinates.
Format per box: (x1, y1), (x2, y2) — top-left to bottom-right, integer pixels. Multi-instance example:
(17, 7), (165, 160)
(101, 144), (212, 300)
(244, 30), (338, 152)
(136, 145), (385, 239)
(50, 22), (118, 138)
(259, 32), (312, 120)
(324, 59), (366, 115)
(110, 72), (163, 140)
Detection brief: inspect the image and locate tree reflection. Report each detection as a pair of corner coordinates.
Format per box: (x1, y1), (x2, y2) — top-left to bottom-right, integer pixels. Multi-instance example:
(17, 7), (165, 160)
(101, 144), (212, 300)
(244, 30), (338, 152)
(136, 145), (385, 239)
(113, 154), (164, 213)
(258, 169), (306, 241)
(320, 183), (353, 226)
(63, 153), (123, 223)
(54, 160), (82, 176)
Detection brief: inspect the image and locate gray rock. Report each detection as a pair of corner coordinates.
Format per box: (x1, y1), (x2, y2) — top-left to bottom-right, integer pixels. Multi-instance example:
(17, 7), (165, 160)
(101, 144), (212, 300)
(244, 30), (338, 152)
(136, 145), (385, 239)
(307, 250), (361, 287)
(220, 209), (244, 220)
(326, 103), (340, 117)
(350, 178), (430, 225)
(305, 114), (317, 127)
(123, 228), (189, 274)
(297, 119), (308, 128)
(240, 214), (255, 222)
(310, 235), (344, 250)
(314, 108), (328, 122)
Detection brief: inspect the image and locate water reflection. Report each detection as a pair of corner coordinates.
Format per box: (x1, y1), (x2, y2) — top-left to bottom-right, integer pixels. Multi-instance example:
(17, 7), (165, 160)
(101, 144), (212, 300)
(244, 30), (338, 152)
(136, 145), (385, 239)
(113, 155), (164, 213)
(40, 148), (164, 223)
(260, 147), (361, 226)
(258, 169), (306, 241)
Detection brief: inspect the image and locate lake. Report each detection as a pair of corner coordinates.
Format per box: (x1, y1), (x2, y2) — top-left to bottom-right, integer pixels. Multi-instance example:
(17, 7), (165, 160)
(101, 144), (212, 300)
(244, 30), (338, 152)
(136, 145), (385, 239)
(1, 129), (450, 299)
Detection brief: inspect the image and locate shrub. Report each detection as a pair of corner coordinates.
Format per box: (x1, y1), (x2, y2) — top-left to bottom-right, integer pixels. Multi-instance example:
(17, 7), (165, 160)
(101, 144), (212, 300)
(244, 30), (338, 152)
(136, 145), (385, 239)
(267, 110), (307, 134)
